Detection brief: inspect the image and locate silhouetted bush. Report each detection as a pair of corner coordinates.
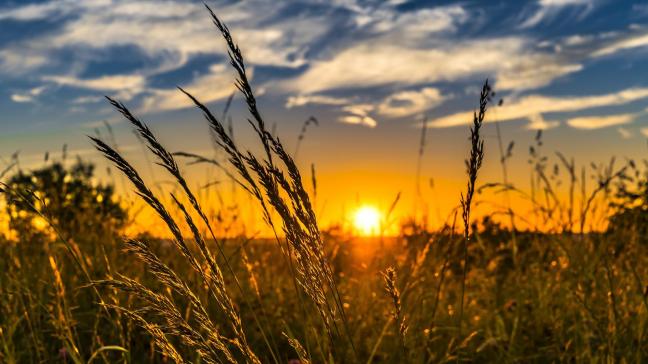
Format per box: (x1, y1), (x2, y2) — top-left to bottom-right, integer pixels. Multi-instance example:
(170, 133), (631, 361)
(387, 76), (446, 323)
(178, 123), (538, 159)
(4, 160), (126, 244)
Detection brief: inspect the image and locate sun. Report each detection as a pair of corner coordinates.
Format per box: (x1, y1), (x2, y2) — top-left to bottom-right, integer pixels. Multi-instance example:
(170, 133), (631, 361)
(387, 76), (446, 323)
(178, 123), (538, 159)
(353, 205), (382, 236)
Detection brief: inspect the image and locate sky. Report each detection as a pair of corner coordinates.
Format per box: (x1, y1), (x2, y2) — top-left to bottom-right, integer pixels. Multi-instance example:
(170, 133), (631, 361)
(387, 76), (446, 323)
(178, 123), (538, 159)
(1, 0), (648, 232)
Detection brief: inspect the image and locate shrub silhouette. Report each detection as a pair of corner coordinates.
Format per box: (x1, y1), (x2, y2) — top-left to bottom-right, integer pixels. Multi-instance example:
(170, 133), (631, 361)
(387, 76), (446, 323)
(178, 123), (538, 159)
(608, 165), (648, 245)
(5, 160), (126, 243)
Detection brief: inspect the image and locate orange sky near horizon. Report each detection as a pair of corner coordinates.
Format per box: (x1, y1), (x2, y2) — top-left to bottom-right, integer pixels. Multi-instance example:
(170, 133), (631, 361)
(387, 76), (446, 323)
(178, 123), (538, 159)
(1, 0), (647, 238)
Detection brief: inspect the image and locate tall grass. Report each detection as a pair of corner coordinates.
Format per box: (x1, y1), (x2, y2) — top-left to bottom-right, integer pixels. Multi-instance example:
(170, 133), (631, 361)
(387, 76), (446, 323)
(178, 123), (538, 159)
(457, 80), (490, 341)
(86, 4), (357, 362)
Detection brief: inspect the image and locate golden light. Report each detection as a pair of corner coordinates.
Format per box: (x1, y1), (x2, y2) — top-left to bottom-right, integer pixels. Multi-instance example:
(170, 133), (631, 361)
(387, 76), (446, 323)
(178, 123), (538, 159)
(353, 205), (381, 236)
(31, 216), (48, 231)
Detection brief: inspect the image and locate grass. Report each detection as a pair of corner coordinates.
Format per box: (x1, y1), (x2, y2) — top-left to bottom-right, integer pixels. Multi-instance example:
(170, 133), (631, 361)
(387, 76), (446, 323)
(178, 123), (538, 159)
(1, 4), (648, 364)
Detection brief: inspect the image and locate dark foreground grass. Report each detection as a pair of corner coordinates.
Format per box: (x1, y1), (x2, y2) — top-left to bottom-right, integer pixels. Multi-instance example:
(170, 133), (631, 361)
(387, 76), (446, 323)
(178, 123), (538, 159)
(1, 230), (647, 362)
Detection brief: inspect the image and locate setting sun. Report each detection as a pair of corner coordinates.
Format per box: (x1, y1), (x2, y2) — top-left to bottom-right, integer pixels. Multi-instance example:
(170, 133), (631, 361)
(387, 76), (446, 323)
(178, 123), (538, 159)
(353, 205), (381, 236)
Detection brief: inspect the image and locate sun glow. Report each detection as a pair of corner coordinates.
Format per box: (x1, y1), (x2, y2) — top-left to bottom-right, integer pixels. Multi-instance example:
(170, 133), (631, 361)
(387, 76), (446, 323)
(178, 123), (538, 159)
(353, 205), (381, 236)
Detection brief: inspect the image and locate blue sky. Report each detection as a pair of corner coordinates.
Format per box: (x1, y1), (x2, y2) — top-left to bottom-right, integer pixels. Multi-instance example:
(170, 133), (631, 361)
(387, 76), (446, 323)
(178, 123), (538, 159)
(1, 0), (648, 226)
(1, 0), (647, 130)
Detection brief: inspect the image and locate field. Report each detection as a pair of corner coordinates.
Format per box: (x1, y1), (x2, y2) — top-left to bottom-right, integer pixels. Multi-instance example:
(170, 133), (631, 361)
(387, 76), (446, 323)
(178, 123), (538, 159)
(1, 5), (648, 364)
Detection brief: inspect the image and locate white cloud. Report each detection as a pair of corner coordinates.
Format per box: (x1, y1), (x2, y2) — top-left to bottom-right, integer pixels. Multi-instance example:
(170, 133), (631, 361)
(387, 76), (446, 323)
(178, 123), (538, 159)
(0, 48), (48, 74)
(550, 26), (648, 63)
(140, 64), (236, 112)
(339, 103), (378, 128)
(617, 127), (632, 139)
(31, 86), (46, 95)
(591, 33), (648, 57)
(288, 37), (580, 93)
(339, 115), (377, 128)
(496, 61), (582, 91)
(11, 94), (34, 103)
(526, 114), (560, 130)
(567, 113), (635, 129)
(9, 86), (47, 103)
(0, 0), (107, 21)
(3, 0), (648, 122)
(329, 0), (467, 36)
(0, 0), (329, 110)
(72, 95), (104, 104)
(520, 0), (593, 29)
(342, 103), (374, 116)
(563, 34), (592, 46)
(288, 87), (445, 123)
(0, 0), (344, 114)
(363, 6), (467, 36)
(286, 87), (445, 126)
(641, 127), (648, 137)
(44, 74), (146, 91)
(50, 13), (304, 70)
(281, 18), (648, 98)
(37, 1), (316, 70)
(285, 94), (350, 108)
(377, 87), (444, 118)
(540, 0), (590, 4)
(431, 87), (648, 128)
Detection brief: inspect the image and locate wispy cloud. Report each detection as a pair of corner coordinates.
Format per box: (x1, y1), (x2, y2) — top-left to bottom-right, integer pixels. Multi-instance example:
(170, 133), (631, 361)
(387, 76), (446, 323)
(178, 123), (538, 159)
(10, 86), (47, 103)
(140, 64), (236, 112)
(339, 115), (377, 128)
(431, 87), (648, 128)
(0, 48), (48, 74)
(0, 0), (321, 72)
(288, 87), (445, 126)
(519, 0), (594, 29)
(2, 0), (648, 126)
(285, 94), (350, 108)
(0, 0), (105, 21)
(567, 113), (636, 129)
(591, 33), (648, 57)
(71, 95), (104, 104)
(355, 5), (467, 36)
(617, 127), (632, 139)
(526, 114), (560, 130)
(339, 103), (378, 128)
(287, 37), (581, 94)
(44, 74), (145, 91)
(377, 87), (445, 118)
(0, 0), (326, 110)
